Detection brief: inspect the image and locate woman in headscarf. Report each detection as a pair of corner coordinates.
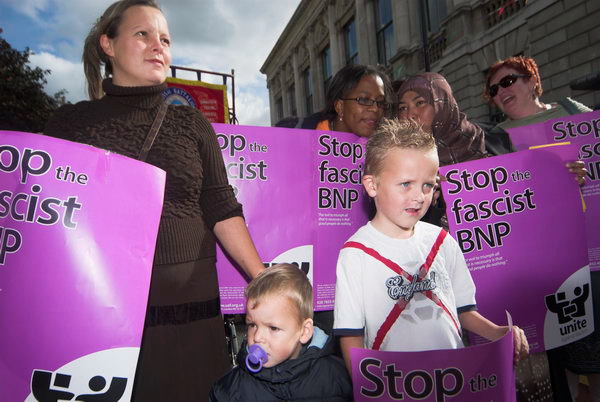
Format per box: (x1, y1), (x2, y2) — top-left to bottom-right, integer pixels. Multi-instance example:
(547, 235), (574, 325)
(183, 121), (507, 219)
(396, 72), (489, 228)
(397, 72), (488, 166)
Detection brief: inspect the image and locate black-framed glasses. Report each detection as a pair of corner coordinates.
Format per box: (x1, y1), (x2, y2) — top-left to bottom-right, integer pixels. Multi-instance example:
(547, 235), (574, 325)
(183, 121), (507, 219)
(488, 74), (529, 98)
(340, 97), (389, 110)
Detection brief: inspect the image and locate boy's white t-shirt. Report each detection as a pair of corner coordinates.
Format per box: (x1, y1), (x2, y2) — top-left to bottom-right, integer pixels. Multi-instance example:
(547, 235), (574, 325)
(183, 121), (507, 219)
(333, 221), (476, 352)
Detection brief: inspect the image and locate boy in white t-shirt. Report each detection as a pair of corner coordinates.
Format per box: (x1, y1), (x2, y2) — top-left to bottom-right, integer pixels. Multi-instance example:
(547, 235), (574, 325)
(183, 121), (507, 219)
(333, 118), (529, 372)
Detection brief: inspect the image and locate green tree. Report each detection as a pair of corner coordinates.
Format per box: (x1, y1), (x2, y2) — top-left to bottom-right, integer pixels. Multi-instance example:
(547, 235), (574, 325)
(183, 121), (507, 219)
(0, 28), (68, 133)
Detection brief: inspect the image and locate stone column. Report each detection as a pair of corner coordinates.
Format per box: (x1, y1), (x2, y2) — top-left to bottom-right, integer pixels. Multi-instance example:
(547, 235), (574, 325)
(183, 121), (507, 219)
(409, 0), (423, 45)
(356, 0), (377, 64)
(292, 49), (303, 117)
(393, 0), (412, 50)
(268, 78), (277, 125)
(328, 1), (342, 73)
(308, 40), (319, 115)
(297, 45), (309, 117)
(307, 29), (325, 111)
(278, 72), (288, 120)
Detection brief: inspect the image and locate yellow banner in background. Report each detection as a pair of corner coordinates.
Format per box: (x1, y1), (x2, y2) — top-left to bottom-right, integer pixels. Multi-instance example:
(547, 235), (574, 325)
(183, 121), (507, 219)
(163, 77), (229, 123)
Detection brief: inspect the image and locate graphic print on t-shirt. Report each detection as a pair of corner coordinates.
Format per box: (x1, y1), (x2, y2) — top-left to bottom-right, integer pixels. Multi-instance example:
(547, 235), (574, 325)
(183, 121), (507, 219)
(386, 272), (437, 302)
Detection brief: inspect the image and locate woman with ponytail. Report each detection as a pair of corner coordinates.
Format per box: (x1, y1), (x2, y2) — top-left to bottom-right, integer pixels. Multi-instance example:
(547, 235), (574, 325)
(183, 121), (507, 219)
(44, 1), (264, 400)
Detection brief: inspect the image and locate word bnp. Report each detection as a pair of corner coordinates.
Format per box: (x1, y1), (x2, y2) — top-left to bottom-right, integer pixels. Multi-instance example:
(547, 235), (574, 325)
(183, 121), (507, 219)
(317, 135), (363, 210)
(445, 166), (536, 254)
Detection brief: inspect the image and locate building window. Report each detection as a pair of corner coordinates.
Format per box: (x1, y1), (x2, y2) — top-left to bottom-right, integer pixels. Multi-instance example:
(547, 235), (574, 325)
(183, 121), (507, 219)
(303, 68), (313, 115)
(425, 0), (448, 33)
(344, 19), (358, 65)
(376, 0), (394, 65)
(276, 96), (283, 121)
(288, 84), (297, 116)
(321, 46), (332, 95)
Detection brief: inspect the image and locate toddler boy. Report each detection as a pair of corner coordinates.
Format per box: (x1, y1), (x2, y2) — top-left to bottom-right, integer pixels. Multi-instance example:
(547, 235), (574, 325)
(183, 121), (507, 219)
(210, 263), (352, 401)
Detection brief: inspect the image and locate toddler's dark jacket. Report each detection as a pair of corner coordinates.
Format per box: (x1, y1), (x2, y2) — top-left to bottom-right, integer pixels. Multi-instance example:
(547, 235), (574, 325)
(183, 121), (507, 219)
(209, 327), (352, 401)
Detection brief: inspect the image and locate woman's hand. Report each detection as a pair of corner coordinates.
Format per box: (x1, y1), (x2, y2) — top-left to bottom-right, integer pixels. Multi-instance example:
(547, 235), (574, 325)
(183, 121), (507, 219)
(511, 325), (529, 363)
(433, 174), (444, 203)
(567, 161), (587, 186)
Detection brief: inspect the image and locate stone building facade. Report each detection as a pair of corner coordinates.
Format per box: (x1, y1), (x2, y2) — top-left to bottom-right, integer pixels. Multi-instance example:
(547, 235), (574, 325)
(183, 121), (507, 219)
(261, 0), (600, 126)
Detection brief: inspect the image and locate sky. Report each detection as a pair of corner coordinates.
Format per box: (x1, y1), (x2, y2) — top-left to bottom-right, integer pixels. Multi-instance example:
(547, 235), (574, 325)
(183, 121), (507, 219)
(0, 0), (300, 126)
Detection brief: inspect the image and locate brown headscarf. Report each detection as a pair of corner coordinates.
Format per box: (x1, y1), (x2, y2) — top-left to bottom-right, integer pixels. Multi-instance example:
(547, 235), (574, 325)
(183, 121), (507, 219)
(397, 72), (488, 166)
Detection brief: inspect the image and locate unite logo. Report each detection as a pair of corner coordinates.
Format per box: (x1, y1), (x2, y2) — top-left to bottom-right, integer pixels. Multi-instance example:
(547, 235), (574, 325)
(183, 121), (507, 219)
(545, 283), (590, 336)
(26, 348), (138, 402)
(263, 245), (313, 285)
(542, 266), (594, 349)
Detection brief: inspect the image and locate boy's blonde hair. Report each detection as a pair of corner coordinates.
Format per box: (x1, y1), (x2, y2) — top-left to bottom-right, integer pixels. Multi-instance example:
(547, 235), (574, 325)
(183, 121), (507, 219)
(245, 264), (313, 322)
(365, 118), (436, 177)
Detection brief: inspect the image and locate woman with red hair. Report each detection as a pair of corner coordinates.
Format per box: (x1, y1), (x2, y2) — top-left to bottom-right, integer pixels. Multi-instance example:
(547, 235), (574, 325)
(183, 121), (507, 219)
(485, 56), (590, 131)
(485, 56), (599, 402)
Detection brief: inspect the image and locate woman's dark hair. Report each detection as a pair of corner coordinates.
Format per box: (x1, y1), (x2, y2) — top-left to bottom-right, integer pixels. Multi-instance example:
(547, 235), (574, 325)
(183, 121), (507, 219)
(322, 64), (392, 121)
(83, 0), (162, 100)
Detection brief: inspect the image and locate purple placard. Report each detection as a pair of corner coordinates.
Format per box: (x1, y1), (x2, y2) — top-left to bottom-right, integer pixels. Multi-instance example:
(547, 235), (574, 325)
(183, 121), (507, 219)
(507, 110), (600, 271)
(0, 131), (165, 401)
(351, 317), (515, 401)
(212, 124), (369, 313)
(439, 146), (592, 353)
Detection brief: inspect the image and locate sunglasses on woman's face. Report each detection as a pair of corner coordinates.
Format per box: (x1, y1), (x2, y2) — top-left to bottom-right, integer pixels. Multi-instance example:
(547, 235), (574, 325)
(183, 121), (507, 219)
(488, 74), (529, 98)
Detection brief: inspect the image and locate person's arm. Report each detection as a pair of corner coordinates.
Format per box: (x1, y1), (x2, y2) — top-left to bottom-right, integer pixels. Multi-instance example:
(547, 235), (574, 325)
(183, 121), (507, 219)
(339, 335), (364, 374)
(459, 311), (529, 362)
(214, 216), (264, 280)
(191, 113), (263, 279)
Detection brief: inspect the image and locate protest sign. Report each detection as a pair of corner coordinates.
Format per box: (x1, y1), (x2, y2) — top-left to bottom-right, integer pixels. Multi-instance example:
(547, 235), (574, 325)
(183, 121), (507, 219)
(439, 146), (592, 352)
(212, 124), (369, 313)
(507, 110), (600, 271)
(0, 131), (165, 401)
(351, 317), (515, 401)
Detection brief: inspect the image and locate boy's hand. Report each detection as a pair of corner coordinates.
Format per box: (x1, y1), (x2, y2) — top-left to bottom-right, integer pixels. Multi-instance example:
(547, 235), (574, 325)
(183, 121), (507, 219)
(511, 325), (529, 363)
(457, 311), (529, 364)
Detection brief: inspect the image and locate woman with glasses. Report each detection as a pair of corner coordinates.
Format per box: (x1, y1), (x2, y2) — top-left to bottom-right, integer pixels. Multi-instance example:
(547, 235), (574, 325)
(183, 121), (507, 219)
(297, 64), (391, 345)
(485, 56), (599, 402)
(485, 57), (587, 183)
(299, 64), (392, 137)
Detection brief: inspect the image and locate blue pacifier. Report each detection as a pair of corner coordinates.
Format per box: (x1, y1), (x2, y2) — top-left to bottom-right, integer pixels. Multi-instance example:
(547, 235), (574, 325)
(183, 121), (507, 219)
(245, 344), (268, 372)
